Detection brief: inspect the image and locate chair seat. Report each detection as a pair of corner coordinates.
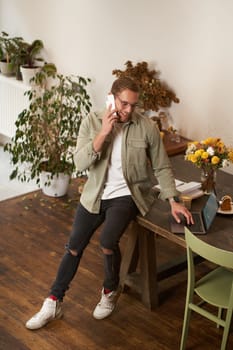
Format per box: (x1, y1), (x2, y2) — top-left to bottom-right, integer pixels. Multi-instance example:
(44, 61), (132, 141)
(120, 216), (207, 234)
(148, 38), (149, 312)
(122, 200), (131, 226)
(195, 267), (233, 308)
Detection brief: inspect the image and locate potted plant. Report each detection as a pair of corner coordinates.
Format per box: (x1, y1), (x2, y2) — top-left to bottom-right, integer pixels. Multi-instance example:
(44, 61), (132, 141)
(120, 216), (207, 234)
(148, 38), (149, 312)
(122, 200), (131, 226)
(0, 31), (24, 76)
(4, 66), (92, 197)
(10, 40), (30, 80)
(19, 39), (44, 84)
(112, 60), (179, 129)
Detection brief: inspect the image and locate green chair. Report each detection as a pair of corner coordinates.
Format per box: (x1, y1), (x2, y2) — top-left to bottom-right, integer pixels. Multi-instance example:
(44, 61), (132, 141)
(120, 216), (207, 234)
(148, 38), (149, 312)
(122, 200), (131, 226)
(180, 227), (233, 350)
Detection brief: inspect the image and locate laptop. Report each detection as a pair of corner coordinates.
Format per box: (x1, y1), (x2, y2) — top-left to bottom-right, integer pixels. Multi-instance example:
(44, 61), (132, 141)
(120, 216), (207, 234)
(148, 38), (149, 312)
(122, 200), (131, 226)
(170, 193), (219, 234)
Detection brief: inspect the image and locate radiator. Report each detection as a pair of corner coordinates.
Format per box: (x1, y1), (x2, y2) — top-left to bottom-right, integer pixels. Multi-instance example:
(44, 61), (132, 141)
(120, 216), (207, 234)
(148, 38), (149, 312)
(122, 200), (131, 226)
(0, 75), (28, 138)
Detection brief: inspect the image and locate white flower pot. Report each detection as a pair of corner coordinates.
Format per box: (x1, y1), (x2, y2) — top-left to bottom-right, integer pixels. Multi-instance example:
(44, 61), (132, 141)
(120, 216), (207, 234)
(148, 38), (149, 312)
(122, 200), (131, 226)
(40, 171), (70, 197)
(20, 65), (41, 86)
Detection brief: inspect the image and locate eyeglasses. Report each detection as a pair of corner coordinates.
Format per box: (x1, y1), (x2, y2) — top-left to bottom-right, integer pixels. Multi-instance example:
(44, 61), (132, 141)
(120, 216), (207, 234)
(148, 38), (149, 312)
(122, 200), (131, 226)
(116, 95), (138, 109)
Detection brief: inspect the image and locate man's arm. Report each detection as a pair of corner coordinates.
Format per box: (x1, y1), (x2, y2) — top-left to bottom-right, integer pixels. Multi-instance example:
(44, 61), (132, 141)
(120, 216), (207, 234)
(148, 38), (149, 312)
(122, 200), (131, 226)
(73, 106), (119, 172)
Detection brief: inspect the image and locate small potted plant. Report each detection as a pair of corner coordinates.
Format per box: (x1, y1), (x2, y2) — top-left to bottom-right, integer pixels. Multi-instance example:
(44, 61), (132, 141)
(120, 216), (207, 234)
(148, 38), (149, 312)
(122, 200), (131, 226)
(4, 65), (92, 197)
(0, 31), (24, 76)
(10, 40), (30, 80)
(19, 39), (44, 84)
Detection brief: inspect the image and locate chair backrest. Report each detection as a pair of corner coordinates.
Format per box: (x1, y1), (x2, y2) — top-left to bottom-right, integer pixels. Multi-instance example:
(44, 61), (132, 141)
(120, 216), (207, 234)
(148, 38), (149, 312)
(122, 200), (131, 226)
(185, 227), (233, 269)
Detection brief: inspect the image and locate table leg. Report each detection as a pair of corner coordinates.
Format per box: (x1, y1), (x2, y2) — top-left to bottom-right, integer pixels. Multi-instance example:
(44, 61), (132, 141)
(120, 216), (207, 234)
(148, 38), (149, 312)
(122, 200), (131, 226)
(139, 227), (158, 309)
(120, 221), (158, 310)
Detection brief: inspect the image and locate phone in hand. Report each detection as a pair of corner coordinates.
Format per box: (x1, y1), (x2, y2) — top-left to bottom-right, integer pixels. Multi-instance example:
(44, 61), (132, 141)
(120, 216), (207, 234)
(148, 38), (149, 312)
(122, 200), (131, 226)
(106, 94), (116, 115)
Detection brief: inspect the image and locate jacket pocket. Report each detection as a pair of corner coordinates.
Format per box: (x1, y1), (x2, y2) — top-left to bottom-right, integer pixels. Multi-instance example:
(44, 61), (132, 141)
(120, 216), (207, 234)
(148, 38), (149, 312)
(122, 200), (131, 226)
(127, 139), (149, 182)
(128, 139), (147, 148)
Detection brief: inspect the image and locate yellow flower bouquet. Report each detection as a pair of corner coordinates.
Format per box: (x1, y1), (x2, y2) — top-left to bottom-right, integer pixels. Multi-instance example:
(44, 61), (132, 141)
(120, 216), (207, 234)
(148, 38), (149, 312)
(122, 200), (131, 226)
(185, 137), (233, 169)
(185, 137), (233, 193)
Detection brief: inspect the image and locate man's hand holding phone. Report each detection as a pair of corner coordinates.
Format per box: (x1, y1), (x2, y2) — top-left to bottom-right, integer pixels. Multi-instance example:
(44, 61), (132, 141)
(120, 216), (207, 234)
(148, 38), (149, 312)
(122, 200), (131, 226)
(93, 94), (119, 152)
(99, 94), (118, 136)
(106, 94), (120, 120)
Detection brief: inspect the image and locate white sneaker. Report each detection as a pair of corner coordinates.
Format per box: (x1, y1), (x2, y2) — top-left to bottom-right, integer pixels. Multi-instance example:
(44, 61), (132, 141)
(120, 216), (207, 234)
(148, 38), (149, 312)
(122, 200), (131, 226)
(25, 298), (63, 330)
(93, 288), (119, 320)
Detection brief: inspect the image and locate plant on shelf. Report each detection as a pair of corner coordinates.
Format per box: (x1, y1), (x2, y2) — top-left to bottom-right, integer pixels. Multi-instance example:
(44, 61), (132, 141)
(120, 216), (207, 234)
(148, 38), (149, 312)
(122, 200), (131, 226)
(4, 65), (92, 196)
(19, 39), (44, 84)
(19, 39), (44, 68)
(10, 40), (30, 80)
(0, 40), (4, 60)
(0, 31), (24, 76)
(112, 60), (179, 114)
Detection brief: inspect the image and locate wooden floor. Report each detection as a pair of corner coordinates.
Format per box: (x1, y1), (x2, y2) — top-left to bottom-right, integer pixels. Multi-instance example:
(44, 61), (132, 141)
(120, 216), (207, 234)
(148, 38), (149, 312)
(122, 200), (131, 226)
(1, 180), (233, 350)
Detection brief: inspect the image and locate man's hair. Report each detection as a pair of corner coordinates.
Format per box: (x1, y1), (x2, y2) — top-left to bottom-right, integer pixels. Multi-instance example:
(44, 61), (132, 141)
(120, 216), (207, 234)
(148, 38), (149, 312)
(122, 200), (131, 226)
(111, 76), (140, 95)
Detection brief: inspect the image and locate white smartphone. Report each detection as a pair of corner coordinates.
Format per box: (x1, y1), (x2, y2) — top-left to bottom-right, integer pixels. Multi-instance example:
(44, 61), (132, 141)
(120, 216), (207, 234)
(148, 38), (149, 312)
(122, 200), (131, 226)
(106, 94), (116, 114)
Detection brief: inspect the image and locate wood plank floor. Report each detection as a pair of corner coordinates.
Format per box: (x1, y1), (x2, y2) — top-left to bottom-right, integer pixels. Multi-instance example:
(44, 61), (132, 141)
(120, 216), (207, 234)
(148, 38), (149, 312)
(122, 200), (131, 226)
(0, 180), (232, 350)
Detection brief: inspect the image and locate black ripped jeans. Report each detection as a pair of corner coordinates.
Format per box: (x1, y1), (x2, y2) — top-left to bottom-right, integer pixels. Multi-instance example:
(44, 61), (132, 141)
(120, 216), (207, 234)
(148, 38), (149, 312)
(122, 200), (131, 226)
(50, 196), (139, 301)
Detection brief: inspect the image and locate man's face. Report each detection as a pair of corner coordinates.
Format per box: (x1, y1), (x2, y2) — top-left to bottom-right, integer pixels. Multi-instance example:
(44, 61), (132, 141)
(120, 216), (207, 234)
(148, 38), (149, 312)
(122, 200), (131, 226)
(114, 89), (139, 123)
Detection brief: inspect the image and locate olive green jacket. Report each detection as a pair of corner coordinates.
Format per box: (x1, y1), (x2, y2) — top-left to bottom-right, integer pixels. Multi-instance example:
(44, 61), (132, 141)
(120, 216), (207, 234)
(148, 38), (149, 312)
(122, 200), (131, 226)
(73, 110), (178, 216)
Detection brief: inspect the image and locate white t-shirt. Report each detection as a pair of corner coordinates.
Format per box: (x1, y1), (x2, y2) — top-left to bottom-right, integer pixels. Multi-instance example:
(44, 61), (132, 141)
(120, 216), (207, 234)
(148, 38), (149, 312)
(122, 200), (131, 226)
(101, 123), (131, 199)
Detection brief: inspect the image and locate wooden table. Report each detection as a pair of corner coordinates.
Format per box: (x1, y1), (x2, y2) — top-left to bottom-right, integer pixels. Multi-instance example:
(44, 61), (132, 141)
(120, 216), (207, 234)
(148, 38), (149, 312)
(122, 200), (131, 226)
(120, 155), (233, 309)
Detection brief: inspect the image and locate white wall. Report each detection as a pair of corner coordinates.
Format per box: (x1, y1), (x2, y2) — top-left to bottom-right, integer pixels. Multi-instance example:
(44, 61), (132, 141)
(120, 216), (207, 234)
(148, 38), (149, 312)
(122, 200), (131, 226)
(1, 0), (233, 170)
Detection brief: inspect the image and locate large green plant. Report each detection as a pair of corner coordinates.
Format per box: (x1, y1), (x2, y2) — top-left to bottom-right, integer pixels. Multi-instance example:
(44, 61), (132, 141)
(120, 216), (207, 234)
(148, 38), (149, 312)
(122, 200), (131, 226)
(4, 67), (92, 185)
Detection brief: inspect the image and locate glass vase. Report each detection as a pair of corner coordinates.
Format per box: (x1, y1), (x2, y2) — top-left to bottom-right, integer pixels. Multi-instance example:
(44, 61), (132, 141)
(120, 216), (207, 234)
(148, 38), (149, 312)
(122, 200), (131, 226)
(200, 168), (217, 194)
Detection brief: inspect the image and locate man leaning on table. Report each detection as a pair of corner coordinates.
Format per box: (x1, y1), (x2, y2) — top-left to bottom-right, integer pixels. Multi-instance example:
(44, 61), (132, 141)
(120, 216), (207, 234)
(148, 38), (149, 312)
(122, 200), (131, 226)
(25, 76), (193, 330)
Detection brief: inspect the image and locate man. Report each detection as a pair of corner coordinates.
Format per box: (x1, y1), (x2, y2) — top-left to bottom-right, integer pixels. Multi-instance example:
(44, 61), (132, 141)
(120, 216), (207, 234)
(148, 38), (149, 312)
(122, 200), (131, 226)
(26, 76), (193, 330)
